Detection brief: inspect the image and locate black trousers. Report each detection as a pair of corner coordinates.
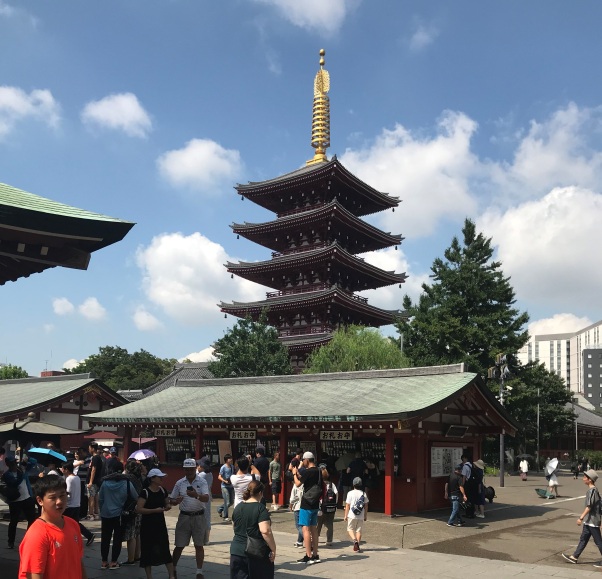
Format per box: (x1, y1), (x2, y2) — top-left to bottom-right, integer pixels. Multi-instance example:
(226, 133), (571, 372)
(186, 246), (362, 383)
(101, 516), (123, 563)
(230, 554), (274, 579)
(8, 497), (37, 545)
(574, 524), (602, 558)
(64, 507), (94, 540)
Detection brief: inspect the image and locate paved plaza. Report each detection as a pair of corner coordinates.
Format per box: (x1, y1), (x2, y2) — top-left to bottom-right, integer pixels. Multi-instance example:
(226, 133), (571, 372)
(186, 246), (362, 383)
(2, 471), (602, 578)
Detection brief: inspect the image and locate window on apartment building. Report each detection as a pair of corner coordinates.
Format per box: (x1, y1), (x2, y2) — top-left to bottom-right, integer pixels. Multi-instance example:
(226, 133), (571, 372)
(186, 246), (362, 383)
(589, 393), (593, 397)
(588, 383), (592, 387)
(589, 354), (593, 358)
(589, 364), (592, 368)
(589, 374), (593, 378)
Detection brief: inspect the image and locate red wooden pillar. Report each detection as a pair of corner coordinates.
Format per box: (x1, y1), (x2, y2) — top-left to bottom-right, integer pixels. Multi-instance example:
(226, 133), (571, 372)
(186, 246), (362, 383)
(384, 425), (395, 516)
(196, 426), (203, 460)
(123, 425), (132, 462)
(279, 425), (288, 506)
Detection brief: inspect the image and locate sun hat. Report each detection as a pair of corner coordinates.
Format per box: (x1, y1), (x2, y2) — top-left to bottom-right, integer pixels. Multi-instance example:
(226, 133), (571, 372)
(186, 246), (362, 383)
(473, 459), (485, 470)
(302, 451), (315, 460)
(197, 457), (211, 469)
(584, 469), (599, 483)
(147, 468), (167, 478)
(182, 458), (197, 468)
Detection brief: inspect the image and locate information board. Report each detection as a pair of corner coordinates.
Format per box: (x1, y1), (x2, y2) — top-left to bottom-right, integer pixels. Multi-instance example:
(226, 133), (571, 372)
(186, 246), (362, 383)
(430, 446), (464, 477)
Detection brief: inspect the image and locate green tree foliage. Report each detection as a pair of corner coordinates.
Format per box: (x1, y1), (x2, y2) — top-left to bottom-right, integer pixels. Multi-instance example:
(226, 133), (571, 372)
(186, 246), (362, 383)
(504, 361), (574, 455)
(208, 312), (293, 378)
(64, 346), (177, 391)
(304, 325), (410, 374)
(0, 364), (29, 379)
(398, 218), (529, 375)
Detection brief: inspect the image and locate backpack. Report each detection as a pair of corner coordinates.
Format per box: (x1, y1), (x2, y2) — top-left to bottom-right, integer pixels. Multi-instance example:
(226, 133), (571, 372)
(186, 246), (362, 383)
(464, 464), (478, 489)
(321, 483), (337, 514)
(351, 492), (365, 516)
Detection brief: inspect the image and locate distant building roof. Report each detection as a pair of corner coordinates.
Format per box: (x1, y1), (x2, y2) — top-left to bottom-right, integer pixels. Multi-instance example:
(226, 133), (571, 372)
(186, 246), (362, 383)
(117, 362), (214, 401)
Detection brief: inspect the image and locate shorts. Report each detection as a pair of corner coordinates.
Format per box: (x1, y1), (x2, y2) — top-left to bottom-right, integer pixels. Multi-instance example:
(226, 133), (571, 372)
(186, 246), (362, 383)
(298, 508), (319, 527)
(175, 512), (207, 547)
(347, 517), (363, 534)
(86, 484), (99, 498)
(271, 481), (281, 494)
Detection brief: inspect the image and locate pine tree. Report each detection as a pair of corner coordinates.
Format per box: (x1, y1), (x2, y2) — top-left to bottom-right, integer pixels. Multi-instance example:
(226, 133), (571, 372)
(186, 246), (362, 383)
(399, 218), (529, 375)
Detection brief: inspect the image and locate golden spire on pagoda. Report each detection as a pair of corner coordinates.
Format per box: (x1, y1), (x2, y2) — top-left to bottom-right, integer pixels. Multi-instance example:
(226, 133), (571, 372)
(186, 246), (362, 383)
(306, 48), (330, 166)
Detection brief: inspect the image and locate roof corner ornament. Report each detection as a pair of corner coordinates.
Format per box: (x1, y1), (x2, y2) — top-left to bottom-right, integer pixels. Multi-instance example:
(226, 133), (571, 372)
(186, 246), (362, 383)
(306, 48), (330, 166)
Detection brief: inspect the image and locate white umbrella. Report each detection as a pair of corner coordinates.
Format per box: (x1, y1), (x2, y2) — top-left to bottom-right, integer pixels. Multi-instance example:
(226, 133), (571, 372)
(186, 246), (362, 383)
(546, 458), (559, 475)
(129, 449), (156, 460)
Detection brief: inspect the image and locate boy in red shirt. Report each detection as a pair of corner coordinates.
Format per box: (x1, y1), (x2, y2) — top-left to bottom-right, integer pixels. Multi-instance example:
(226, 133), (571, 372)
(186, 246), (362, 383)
(18, 474), (87, 579)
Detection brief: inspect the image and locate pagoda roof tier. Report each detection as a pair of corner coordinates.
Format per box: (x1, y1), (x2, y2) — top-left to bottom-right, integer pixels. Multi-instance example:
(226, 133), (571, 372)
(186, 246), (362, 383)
(219, 286), (401, 327)
(232, 200), (402, 254)
(0, 182), (134, 285)
(278, 333), (333, 353)
(226, 242), (407, 292)
(235, 158), (399, 217)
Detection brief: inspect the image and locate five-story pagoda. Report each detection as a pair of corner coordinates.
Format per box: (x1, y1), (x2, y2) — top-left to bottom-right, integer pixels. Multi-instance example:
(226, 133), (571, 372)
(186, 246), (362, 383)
(219, 50), (407, 371)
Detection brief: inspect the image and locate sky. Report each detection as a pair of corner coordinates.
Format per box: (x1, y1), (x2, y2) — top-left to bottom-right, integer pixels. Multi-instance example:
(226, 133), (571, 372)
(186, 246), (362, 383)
(1, 0), (602, 376)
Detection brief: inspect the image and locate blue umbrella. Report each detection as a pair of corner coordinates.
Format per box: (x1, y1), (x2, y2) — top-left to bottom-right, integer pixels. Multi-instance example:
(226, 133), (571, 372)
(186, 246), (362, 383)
(26, 447), (67, 463)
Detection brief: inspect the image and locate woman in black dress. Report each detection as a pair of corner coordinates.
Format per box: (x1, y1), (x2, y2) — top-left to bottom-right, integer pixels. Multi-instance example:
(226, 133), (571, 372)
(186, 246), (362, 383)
(136, 468), (175, 579)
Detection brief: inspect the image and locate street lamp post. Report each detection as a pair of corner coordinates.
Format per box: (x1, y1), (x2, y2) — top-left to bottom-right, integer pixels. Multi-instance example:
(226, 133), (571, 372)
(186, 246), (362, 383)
(489, 354), (512, 488)
(536, 387), (540, 473)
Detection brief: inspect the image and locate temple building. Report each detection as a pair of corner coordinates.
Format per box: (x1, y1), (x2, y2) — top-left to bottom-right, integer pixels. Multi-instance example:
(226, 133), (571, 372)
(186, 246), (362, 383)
(219, 50), (406, 370)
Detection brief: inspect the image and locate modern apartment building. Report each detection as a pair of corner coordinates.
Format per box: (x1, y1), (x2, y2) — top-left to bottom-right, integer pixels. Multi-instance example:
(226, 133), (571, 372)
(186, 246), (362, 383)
(517, 319), (602, 398)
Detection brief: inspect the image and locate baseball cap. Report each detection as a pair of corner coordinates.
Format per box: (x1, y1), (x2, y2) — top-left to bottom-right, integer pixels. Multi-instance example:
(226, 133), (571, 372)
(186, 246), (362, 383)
(147, 468), (167, 478)
(353, 477), (363, 486)
(302, 451), (314, 460)
(183, 458), (197, 468)
(197, 457), (211, 469)
(109, 447), (117, 454)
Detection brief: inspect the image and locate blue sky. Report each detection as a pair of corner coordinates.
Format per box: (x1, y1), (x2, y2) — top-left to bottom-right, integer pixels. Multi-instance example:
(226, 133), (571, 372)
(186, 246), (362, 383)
(1, 1), (602, 375)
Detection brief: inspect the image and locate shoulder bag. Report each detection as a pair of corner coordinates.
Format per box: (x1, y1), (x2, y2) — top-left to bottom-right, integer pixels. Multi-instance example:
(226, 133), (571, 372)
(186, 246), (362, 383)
(244, 503), (271, 560)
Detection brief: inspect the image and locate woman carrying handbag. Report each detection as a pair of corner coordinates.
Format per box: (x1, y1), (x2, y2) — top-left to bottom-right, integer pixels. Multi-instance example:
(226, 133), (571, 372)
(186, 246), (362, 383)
(230, 480), (276, 579)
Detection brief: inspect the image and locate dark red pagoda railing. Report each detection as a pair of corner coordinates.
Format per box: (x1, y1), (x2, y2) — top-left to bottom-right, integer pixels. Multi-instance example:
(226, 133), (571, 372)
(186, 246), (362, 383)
(266, 284), (330, 298)
(272, 242), (329, 258)
(279, 325), (334, 336)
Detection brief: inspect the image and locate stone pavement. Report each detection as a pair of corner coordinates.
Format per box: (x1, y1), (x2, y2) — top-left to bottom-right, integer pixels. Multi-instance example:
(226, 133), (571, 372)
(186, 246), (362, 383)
(2, 472), (602, 578)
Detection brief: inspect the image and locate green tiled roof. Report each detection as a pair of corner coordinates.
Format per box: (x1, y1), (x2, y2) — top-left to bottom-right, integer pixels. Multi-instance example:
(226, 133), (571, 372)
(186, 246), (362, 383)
(85, 365), (481, 424)
(0, 182), (130, 223)
(0, 375), (98, 417)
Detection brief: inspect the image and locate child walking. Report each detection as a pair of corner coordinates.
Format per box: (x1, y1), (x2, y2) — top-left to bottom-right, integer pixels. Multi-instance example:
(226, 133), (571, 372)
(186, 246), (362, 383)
(562, 469), (602, 566)
(344, 477), (368, 552)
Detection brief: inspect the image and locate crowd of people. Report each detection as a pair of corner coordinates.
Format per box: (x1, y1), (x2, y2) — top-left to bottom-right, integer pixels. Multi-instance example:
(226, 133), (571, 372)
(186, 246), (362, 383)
(1, 443), (374, 579)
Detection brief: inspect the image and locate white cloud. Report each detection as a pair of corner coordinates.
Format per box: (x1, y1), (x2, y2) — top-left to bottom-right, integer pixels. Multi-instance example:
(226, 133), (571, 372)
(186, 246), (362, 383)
(342, 111), (480, 238)
(78, 297), (107, 321)
(0, 1), (15, 17)
(81, 92), (152, 138)
(53, 297), (75, 316)
(156, 138), (243, 194)
(136, 232), (264, 325)
(479, 186), (602, 308)
(360, 247), (426, 310)
(62, 358), (80, 370)
(528, 314), (593, 337)
(409, 24), (439, 52)
(252, 0), (359, 34)
(0, 86), (60, 139)
(43, 324), (54, 334)
(180, 347), (215, 363)
(132, 306), (163, 331)
(490, 103), (602, 201)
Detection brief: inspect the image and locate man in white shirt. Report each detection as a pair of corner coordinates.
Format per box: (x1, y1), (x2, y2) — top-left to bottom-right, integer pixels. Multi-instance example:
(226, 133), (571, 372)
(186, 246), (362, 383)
(170, 458), (210, 578)
(62, 461), (95, 546)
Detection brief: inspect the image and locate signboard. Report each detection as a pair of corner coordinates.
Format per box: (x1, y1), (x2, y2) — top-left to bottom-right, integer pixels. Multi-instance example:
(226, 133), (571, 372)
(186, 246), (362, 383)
(430, 446), (463, 477)
(319, 430), (353, 441)
(230, 430), (256, 440)
(154, 428), (177, 437)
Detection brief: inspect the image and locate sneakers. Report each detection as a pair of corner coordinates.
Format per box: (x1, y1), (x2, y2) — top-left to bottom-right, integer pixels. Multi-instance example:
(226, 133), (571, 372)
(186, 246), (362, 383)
(223, 518), (230, 523)
(475, 513), (485, 518)
(309, 555), (320, 564)
(353, 541), (360, 552)
(455, 522), (465, 527)
(120, 560), (136, 566)
(86, 534), (95, 547)
(446, 523), (455, 527)
(594, 562), (602, 569)
(109, 562), (120, 570)
(7, 542), (14, 549)
(562, 553), (578, 564)
(297, 555), (311, 564)
(293, 542), (304, 547)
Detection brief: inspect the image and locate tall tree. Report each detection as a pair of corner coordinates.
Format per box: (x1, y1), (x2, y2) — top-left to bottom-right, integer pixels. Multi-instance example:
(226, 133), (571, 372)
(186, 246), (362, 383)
(304, 325), (409, 373)
(64, 346), (177, 391)
(0, 364), (29, 379)
(398, 218), (529, 375)
(503, 361), (575, 455)
(208, 312), (293, 377)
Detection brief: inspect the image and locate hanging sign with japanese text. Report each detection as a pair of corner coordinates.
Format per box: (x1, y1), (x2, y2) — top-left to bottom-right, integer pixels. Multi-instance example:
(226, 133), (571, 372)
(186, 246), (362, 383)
(319, 430), (353, 441)
(230, 430), (257, 440)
